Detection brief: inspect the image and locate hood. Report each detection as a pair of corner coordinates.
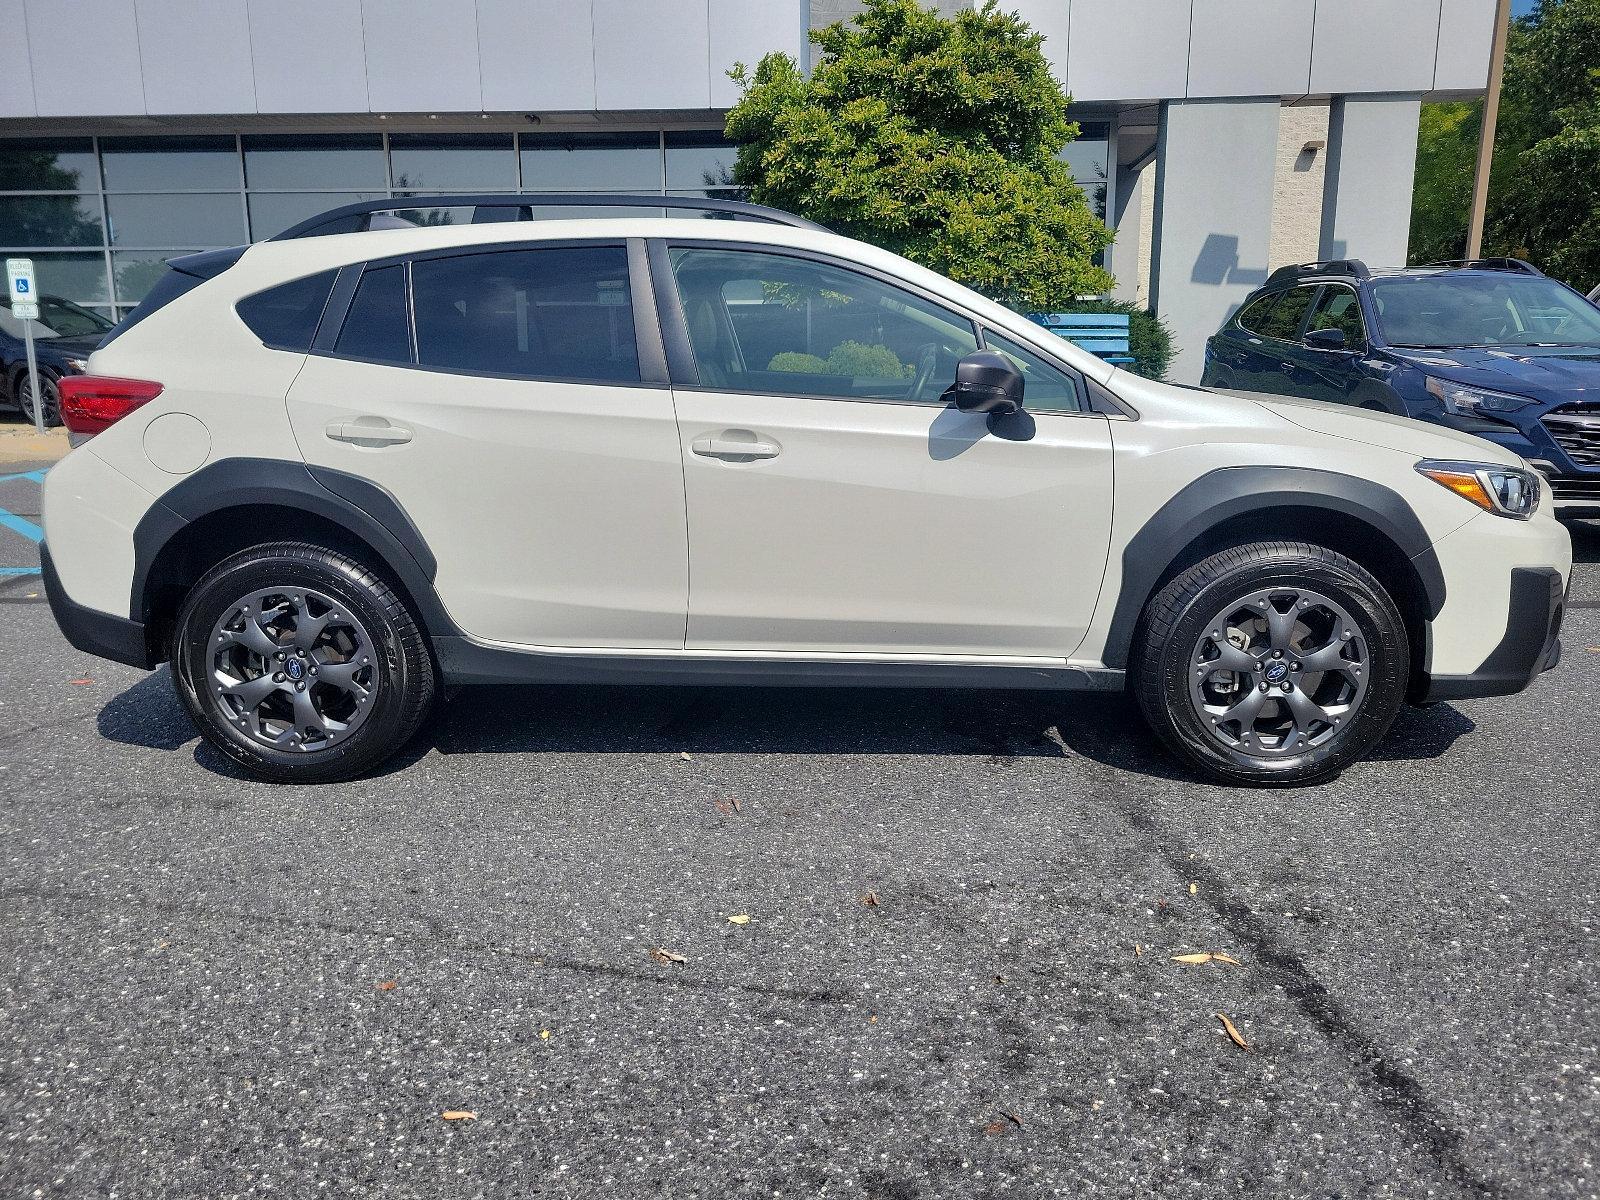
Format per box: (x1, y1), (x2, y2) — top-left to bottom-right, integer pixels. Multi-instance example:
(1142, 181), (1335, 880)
(1254, 394), (1525, 468)
(1391, 345), (1600, 403)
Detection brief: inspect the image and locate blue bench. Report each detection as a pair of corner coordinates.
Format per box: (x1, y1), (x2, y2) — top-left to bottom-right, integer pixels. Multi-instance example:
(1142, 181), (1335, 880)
(1026, 312), (1136, 366)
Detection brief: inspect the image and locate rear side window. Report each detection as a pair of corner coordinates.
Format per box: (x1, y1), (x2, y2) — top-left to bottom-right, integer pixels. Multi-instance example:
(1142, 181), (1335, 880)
(1257, 285), (1319, 341)
(1234, 292), (1277, 335)
(335, 265), (411, 363)
(237, 269), (337, 351)
(411, 245), (640, 382)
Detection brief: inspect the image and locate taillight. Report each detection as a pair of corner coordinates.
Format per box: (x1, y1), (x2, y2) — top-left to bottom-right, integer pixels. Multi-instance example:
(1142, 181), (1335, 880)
(57, 376), (164, 436)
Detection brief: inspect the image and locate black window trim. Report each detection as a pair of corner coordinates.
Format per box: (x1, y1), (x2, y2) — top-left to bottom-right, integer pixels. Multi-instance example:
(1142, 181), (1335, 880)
(312, 236), (668, 389)
(650, 237), (1115, 418)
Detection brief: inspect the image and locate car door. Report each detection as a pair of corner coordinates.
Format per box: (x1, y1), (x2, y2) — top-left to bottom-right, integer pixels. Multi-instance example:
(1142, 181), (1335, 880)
(1250, 284), (1322, 397)
(657, 241), (1114, 660)
(285, 239), (689, 650)
(1210, 290), (1282, 392)
(1295, 284), (1369, 404)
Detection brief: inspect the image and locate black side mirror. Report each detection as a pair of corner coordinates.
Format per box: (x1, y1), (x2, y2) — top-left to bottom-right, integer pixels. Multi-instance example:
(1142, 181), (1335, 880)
(1304, 327), (1348, 352)
(943, 350), (1024, 415)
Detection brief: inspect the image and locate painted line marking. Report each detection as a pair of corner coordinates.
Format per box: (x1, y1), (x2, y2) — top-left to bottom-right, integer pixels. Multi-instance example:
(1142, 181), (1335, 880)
(0, 566), (40, 576)
(0, 506), (43, 543)
(0, 470), (47, 484)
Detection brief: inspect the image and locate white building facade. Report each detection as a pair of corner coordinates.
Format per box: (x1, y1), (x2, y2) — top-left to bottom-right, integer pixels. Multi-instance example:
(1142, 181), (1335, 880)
(0, 0), (1496, 379)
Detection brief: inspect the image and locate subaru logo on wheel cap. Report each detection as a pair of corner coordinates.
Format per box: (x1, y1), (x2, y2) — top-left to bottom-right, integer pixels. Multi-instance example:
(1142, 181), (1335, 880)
(286, 658), (305, 681)
(1265, 661), (1289, 684)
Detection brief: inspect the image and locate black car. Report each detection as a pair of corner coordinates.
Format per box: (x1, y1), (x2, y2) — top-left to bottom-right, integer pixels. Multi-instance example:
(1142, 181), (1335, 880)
(0, 295), (114, 426)
(1201, 259), (1600, 513)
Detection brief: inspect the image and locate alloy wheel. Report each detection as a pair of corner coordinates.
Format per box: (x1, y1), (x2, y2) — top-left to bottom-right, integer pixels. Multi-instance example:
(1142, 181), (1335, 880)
(1187, 587), (1369, 759)
(18, 375), (59, 427)
(208, 587), (379, 753)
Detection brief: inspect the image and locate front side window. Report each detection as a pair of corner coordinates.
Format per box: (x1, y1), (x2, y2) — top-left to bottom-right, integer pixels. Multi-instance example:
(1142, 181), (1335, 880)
(668, 246), (978, 402)
(1257, 286), (1319, 342)
(981, 328), (1082, 413)
(411, 245), (639, 382)
(1305, 286), (1367, 350)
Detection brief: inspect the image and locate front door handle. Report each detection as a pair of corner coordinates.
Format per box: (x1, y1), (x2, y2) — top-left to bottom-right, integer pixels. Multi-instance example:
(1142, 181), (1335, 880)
(325, 418), (413, 446)
(691, 430), (781, 461)
(1280, 362), (1297, 376)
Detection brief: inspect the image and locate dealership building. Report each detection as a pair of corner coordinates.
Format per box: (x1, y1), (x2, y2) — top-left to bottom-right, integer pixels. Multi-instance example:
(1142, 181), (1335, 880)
(1, 0), (1498, 379)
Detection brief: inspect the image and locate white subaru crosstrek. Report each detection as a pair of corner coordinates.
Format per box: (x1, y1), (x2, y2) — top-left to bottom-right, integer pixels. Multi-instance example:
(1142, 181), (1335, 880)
(41, 195), (1570, 786)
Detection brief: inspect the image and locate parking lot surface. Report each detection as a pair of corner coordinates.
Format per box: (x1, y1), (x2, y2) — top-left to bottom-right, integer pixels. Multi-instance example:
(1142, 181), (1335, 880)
(2, 448), (1597, 1198)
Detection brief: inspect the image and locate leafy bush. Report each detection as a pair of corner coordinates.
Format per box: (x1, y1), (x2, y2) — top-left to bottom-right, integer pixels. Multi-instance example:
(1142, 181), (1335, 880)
(768, 341), (913, 377)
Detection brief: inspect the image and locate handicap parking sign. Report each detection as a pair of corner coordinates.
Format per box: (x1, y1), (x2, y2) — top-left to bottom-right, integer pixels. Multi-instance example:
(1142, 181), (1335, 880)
(6, 258), (37, 318)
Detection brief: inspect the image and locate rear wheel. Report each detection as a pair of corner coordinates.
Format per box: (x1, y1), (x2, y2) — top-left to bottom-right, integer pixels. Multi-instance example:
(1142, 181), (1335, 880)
(172, 542), (435, 783)
(1133, 541), (1408, 786)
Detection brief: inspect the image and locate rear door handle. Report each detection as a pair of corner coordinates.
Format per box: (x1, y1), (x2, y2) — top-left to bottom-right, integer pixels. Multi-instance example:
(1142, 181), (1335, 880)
(1280, 362), (1297, 376)
(691, 431), (781, 461)
(325, 419), (413, 446)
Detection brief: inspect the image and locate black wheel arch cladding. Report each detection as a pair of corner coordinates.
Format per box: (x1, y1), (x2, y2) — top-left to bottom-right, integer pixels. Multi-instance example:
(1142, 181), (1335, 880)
(1103, 465), (1446, 670)
(131, 458), (459, 642)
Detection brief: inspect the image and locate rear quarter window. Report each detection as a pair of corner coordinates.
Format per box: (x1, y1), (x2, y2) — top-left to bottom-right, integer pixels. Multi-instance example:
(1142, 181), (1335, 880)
(1234, 292), (1277, 335)
(236, 270), (338, 351)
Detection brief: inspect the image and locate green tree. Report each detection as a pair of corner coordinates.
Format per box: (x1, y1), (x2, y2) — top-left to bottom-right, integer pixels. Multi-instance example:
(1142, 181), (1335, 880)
(1409, 0), (1600, 290)
(724, 0), (1114, 313)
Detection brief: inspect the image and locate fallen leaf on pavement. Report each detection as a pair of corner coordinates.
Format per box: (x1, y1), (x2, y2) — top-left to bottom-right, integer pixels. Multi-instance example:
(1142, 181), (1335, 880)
(1000, 1109), (1023, 1127)
(70, 678), (94, 686)
(441, 1110), (477, 1122)
(1172, 952), (1214, 964)
(678, 751), (692, 761)
(713, 798), (733, 815)
(540, 1030), (551, 1041)
(1212, 953), (1244, 966)
(649, 947), (687, 964)
(729, 796), (742, 813)
(1189, 882), (1198, 896)
(1215, 1012), (1250, 1050)
(983, 1121), (1007, 1136)
(376, 980), (398, 991)
(1134, 943), (1143, 957)
(993, 974), (1006, 984)
(861, 890), (880, 907)
(727, 914), (751, 925)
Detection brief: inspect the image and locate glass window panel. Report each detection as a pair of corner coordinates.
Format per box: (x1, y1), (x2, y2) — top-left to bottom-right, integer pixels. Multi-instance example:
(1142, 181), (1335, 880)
(530, 204), (665, 220)
(1305, 285), (1368, 350)
(389, 133), (516, 191)
(113, 251), (185, 306)
(0, 297), (113, 340)
(106, 193), (246, 247)
(22, 252), (111, 304)
(668, 246), (978, 402)
(520, 132), (661, 191)
(246, 192), (384, 240)
(1235, 291), (1278, 335)
(0, 195), (103, 246)
(335, 265), (412, 363)
(1258, 285), (1320, 341)
(100, 135), (240, 192)
(238, 270), (338, 351)
(1060, 122), (1110, 184)
(665, 131), (738, 190)
(243, 135), (387, 190)
(0, 137), (99, 191)
(982, 328), (1082, 413)
(413, 246), (639, 382)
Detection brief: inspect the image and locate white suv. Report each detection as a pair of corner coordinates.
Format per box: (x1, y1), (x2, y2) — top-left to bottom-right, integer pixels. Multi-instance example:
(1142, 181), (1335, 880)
(41, 196), (1570, 786)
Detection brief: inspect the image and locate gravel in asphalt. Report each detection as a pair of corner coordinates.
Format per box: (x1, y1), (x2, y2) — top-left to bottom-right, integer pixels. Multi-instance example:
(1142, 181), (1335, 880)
(1, 459), (1596, 1197)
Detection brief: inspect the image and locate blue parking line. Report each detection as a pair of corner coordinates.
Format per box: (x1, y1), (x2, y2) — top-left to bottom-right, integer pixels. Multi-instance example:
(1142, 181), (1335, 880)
(0, 469), (47, 484)
(0, 566), (40, 576)
(0, 507), (43, 543)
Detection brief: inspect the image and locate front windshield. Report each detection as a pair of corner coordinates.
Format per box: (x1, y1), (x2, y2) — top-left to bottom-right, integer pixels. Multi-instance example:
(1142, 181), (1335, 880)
(1370, 274), (1600, 349)
(0, 296), (114, 340)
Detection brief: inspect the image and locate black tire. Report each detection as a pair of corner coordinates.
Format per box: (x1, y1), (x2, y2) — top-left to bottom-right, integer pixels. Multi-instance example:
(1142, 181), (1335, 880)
(16, 368), (60, 428)
(1132, 540), (1409, 787)
(171, 542), (435, 783)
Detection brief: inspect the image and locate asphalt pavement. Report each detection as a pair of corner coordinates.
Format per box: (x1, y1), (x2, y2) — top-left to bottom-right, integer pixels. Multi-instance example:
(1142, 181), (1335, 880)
(2, 451), (1597, 1198)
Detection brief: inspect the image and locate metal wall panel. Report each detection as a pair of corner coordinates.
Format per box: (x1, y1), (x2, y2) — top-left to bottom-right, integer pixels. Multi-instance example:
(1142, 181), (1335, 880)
(1319, 93), (1423, 265)
(1186, 0), (1314, 99)
(135, 0), (257, 116)
(478, 0), (598, 112)
(362, 0), (484, 113)
(1435, 0), (1497, 92)
(1309, 0), (1441, 95)
(593, 0), (712, 110)
(709, 0), (805, 109)
(24, 0), (146, 117)
(1068, 0), (1191, 103)
(0, 0), (39, 117)
(247, 0), (370, 115)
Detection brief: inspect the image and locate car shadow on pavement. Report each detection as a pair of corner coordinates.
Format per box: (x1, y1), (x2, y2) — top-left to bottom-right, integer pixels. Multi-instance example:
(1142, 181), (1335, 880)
(1567, 517), (1600, 564)
(97, 668), (1477, 786)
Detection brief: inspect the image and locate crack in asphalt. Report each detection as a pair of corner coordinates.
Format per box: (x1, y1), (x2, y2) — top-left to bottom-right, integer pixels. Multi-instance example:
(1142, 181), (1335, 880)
(0, 885), (858, 1008)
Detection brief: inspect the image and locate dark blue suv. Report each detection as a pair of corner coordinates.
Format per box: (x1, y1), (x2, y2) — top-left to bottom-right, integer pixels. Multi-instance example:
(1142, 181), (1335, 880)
(1201, 259), (1600, 513)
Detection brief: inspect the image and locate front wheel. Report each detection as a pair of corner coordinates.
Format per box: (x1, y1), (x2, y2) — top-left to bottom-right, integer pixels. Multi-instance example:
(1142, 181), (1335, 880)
(172, 542), (436, 783)
(1132, 541), (1409, 786)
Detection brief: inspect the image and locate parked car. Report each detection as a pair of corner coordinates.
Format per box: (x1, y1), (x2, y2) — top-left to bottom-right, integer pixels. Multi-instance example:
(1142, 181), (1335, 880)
(1201, 259), (1600, 513)
(0, 295), (114, 426)
(40, 196), (1570, 787)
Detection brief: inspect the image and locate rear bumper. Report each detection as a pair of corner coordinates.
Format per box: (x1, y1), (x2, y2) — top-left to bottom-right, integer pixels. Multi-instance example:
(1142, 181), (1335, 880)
(1419, 566), (1564, 703)
(40, 543), (156, 670)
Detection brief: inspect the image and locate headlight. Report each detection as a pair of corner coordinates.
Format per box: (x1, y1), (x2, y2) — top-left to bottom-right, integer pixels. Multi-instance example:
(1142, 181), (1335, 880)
(63, 358), (88, 372)
(1417, 459), (1541, 520)
(1425, 376), (1536, 415)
